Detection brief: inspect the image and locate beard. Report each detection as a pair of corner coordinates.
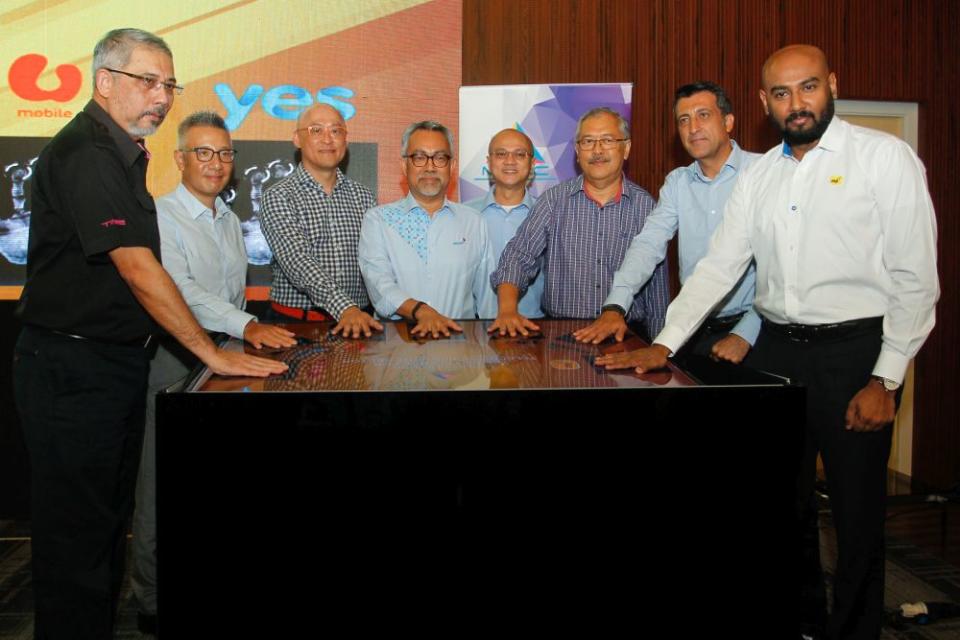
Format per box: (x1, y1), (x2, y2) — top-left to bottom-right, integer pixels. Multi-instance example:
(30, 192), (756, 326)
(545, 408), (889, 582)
(772, 94), (835, 147)
(127, 108), (167, 138)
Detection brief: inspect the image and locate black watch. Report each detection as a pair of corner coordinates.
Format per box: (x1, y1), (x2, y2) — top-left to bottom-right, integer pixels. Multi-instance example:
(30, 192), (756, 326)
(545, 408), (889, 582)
(600, 304), (626, 317)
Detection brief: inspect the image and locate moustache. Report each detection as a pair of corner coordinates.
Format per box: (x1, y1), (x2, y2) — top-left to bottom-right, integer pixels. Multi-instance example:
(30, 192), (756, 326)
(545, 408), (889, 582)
(786, 110), (816, 124)
(588, 154), (609, 164)
(140, 107), (168, 121)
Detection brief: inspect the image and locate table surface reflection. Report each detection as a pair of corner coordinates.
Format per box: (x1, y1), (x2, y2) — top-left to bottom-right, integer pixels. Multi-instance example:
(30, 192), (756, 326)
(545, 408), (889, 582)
(191, 319), (697, 392)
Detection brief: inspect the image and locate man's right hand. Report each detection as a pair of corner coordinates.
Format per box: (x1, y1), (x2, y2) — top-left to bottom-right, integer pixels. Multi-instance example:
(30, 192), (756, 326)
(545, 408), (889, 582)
(594, 344), (671, 373)
(243, 321), (298, 349)
(487, 310), (540, 337)
(411, 305), (462, 338)
(206, 348), (289, 377)
(332, 306), (384, 339)
(573, 310), (628, 344)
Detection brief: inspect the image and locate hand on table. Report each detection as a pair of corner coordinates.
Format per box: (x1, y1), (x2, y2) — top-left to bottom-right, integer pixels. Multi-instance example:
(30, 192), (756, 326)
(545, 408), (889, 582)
(243, 321), (298, 349)
(594, 344), (671, 374)
(573, 310), (628, 344)
(332, 306), (383, 339)
(206, 348), (288, 377)
(487, 310), (540, 337)
(412, 305), (462, 338)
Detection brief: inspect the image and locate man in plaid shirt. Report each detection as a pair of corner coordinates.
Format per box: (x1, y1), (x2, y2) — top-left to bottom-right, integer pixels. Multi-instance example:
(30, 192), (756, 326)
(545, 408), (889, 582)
(260, 103), (382, 338)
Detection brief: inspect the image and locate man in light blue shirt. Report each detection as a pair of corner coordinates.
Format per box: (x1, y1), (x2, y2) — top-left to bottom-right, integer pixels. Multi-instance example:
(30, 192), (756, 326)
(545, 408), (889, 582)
(464, 128), (544, 318)
(359, 121), (496, 338)
(131, 112), (294, 631)
(574, 82), (761, 364)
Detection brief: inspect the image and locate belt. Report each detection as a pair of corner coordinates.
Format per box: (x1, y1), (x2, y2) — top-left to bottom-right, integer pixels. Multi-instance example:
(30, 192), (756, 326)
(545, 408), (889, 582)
(761, 316), (883, 343)
(30, 325), (154, 349)
(702, 311), (745, 333)
(270, 301), (331, 322)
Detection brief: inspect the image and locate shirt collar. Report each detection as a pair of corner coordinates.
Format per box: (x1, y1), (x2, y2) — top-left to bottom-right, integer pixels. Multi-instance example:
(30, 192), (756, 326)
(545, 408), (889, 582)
(690, 140), (743, 182)
(83, 100), (146, 168)
(481, 187), (535, 211)
(296, 163), (345, 193)
(580, 175), (626, 206)
(781, 115), (843, 158)
(173, 182), (230, 220)
(402, 191), (454, 217)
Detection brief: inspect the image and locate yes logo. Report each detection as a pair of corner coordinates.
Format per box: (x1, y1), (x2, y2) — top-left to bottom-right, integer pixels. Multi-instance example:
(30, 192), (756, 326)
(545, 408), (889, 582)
(215, 83), (356, 131)
(9, 54), (83, 102)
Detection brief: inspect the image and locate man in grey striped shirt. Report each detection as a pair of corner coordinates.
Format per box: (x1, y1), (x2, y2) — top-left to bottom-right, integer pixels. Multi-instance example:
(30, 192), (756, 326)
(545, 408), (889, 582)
(260, 103), (382, 337)
(489, 107), (669, 340)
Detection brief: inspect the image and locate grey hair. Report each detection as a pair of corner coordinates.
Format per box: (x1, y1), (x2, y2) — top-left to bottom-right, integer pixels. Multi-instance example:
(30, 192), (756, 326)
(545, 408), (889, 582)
(575, 107), (630, 140)
(400, 121), (454, 156)
(92, 28), (172, 78)
(177, 111), (229, 148)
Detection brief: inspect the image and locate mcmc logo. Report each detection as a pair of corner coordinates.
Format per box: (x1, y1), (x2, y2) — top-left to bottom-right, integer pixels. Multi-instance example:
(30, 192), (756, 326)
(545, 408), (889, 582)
(8, 54), (83, 102)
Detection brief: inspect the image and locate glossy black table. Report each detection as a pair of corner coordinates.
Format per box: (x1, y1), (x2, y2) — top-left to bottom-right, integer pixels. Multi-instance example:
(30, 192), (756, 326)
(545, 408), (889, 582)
(158, 320), (804, 636)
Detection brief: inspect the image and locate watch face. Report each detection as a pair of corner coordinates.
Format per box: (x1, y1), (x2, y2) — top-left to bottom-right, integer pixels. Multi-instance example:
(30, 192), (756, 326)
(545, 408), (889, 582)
(883, 379), (900, 391)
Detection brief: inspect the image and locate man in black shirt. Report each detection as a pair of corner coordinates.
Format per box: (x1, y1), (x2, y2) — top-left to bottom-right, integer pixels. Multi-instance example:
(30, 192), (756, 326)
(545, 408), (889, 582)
(13, 28), (286, 639)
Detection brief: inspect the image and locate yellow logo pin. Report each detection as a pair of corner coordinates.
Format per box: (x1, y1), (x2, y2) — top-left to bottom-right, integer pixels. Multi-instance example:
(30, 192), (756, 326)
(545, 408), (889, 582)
(829, 175), (843, 185)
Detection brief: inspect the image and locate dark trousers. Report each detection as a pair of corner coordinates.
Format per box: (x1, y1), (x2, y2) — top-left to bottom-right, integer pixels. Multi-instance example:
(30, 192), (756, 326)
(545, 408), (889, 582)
(748, 321), (892, 640)
(13, 326), (150, 640)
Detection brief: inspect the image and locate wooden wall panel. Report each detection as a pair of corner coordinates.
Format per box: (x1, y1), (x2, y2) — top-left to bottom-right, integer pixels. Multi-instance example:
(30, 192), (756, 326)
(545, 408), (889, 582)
(463, 0), (960, 488)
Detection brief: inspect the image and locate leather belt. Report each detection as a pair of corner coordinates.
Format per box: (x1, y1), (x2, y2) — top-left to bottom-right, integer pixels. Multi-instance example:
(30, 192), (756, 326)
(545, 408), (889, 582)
(761, 316), (883, 342)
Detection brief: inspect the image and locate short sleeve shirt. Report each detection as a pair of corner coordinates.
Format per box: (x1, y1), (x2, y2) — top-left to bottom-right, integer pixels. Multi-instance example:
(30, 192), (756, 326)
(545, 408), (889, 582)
(17, 100), (161, 343)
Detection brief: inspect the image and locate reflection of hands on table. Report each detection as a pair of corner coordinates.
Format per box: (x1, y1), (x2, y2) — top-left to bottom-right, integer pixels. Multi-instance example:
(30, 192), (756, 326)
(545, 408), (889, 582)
(573, 310), (627, 344)
(845, 380), (896, 432)
(243, 321), (297, 349)
(594, 344), (671, 373)
(332, 306), (383, 339)
(710, 333), (750, 364)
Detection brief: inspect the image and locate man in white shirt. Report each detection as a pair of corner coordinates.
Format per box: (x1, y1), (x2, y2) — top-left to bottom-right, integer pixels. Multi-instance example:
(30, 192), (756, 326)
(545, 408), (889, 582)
(597, 45), (939, 640)
(131, 111), (296, 633)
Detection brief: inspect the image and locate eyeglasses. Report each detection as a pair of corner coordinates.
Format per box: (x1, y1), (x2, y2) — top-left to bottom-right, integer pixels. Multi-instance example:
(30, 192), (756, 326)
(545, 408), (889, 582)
(103, 68), (183, 95)
(491, 149), (532, 161)
(296, 125), (346, 139)
(404, 152), (451, 168)
(576, 136), (629, 150)
(181, 147), (237, 163)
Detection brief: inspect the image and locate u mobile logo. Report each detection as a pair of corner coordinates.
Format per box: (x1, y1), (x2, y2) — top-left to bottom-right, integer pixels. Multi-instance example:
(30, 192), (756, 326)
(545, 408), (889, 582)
(8, 54), (82, 119)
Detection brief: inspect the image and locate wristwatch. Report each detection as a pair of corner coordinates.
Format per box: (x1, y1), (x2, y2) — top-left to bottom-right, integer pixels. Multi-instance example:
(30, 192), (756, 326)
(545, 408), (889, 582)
(872, 375), (901, 392)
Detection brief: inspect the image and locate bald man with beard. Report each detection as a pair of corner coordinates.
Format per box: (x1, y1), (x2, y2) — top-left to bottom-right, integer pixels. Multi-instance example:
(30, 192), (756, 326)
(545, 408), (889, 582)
(596, 45), (939, 639)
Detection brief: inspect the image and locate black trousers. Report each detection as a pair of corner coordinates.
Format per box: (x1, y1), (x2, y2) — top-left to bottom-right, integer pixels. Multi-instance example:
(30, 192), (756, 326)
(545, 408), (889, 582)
(748, 320), (892, 640)
(13, 326), (150, 640)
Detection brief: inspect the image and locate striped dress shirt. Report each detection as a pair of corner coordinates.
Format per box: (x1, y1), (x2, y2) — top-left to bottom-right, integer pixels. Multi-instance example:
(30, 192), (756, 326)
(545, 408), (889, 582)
(491, 175), (669, 337)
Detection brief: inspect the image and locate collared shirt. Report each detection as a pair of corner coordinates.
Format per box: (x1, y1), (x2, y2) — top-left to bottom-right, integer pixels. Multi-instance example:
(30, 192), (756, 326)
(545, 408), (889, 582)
(606, 141), (762, 344)
(17, 100), (160, 343)
(464, 188), (544, 318)
(156, 184), (254, 340)
(490, 175), (669, 336)
(358, 193), (497, 320)
(656, 117), (939, 383)
(259, 164), (375, 320)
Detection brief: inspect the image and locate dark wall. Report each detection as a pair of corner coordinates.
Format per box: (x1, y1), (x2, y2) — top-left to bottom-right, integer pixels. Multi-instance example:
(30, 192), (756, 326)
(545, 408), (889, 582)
(463, 0), (960, 488)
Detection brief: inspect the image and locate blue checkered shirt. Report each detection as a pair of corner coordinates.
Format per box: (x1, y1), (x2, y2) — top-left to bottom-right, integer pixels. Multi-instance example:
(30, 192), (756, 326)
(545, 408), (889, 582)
(491, 175), (669, 336)
(260, 165), (376, 319)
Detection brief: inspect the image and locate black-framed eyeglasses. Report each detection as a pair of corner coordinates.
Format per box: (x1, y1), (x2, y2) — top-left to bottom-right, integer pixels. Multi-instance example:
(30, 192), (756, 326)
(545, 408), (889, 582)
(295, 124), (346, 139)
(181, 147), (237, 163)
(576, 137), (629, 150)
(491, 149), (532, 161)
(103, 68), (184, 95)
(404, 152), (451, 168)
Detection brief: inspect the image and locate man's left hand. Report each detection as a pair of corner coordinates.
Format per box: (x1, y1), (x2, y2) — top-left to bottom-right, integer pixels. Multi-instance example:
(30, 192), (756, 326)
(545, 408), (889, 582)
(332, 306), (384, 338)
(711, 333), (751, 364)
(845, 380), (897, 431)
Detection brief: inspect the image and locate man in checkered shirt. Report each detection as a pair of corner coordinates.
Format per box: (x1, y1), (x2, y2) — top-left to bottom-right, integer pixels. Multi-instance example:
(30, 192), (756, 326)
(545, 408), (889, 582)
(260, 103), (383, 338)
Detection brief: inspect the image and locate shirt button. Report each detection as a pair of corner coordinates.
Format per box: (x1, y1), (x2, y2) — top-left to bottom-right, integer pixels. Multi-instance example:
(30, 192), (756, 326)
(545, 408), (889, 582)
(790, 205), (798, 211)
(710, 209), (716, 215)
